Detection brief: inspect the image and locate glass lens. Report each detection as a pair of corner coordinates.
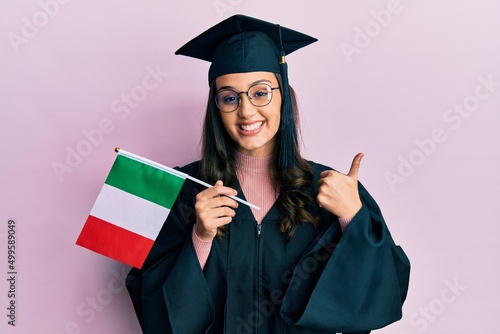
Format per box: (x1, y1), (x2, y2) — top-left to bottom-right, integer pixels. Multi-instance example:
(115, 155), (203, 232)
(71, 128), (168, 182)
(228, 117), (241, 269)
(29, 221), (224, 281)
(248, 84), (272, 106)
(215, 90), (239, 112)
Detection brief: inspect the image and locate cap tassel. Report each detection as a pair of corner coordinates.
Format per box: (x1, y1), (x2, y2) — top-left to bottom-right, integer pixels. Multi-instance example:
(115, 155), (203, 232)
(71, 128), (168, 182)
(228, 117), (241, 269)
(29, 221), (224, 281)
(278, 26), (297, 168)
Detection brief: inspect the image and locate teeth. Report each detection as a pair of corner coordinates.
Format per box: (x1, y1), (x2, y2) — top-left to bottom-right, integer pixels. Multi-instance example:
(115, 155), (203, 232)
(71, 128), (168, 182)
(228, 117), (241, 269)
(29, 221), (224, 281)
(241, 122), (263, 131)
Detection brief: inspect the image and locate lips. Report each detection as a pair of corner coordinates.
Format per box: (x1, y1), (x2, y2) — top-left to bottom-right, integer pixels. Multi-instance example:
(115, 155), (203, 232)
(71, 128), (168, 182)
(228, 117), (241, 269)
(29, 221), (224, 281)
(239, 121), (264, 132)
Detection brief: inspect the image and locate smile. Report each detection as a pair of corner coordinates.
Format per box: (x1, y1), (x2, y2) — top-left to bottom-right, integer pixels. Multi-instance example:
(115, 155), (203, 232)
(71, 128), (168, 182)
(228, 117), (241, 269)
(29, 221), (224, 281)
(239, 121), (264, 132)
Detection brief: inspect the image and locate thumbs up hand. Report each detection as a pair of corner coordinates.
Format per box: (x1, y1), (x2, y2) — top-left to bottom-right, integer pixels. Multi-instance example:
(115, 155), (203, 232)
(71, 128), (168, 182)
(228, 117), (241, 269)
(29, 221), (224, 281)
(317, 153), (364, 219)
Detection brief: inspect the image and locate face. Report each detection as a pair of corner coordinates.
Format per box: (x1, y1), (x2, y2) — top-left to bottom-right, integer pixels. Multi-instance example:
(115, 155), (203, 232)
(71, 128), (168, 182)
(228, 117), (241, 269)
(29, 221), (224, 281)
(215, 71), (281, 157)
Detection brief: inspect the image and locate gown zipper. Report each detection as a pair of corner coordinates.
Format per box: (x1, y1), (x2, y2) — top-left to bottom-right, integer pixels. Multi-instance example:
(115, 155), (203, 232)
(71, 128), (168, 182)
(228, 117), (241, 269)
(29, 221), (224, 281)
(256, 222), (262, 333)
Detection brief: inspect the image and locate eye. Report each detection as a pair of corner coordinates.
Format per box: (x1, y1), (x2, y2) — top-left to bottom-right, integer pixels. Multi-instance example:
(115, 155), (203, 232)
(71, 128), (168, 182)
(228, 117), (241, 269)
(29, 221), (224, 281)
(217, 91), (239, 104)
(251, 85), (271, 100)
(253, 91), (269, 98)
(223, 96), (238, 104)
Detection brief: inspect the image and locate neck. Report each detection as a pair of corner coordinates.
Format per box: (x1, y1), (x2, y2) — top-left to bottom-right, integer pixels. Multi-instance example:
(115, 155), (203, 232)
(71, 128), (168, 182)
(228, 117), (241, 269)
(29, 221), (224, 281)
(235, 151), (277, 223)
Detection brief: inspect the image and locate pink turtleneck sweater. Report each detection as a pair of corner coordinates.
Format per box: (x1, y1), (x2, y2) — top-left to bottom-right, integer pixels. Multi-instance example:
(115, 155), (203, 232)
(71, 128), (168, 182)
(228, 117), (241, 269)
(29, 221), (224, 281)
(192, 153), (352, 269)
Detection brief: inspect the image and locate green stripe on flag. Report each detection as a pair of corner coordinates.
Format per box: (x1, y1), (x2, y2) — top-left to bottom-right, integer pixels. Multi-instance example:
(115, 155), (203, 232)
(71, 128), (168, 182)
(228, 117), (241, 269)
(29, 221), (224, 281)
(105, 154), (185, 209)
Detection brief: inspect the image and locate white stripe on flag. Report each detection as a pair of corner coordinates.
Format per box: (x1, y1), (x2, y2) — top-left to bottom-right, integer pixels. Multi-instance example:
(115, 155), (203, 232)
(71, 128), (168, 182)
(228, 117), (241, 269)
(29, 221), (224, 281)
(90, 184), (170, 240)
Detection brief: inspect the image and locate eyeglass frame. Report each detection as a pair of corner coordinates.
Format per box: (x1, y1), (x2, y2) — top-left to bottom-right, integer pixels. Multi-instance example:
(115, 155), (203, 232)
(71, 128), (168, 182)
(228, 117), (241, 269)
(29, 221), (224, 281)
(213, 83), (281, 113)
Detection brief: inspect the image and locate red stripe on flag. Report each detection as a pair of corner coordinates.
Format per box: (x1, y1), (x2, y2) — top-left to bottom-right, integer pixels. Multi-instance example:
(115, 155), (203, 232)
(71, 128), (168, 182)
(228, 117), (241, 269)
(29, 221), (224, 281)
(76, 215), (154, 269)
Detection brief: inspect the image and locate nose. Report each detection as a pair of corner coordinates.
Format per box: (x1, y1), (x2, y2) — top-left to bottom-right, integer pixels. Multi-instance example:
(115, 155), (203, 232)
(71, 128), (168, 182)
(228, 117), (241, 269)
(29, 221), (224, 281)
(237, 93), (256, 118)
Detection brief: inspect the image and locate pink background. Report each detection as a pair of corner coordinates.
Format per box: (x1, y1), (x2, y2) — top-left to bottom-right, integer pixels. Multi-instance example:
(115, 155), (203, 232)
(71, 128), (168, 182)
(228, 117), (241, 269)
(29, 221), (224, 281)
(1, 1), (499, 333)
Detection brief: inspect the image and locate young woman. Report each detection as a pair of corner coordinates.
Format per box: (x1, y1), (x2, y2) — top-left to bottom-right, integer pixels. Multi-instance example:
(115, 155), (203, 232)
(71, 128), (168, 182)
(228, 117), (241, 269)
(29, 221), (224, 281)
(126, 15), (410, 334)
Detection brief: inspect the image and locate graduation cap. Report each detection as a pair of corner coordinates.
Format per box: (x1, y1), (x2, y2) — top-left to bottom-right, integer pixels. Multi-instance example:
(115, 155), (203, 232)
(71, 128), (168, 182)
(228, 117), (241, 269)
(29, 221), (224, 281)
(176, 15), (318, 167)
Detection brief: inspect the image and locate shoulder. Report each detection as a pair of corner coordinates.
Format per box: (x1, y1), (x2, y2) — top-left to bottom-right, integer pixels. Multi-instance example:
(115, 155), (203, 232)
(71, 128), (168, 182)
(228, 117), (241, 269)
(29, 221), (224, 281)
(305, 160), (338, 181)
(176, 160), (202, 177)
(306, 160), (334, 173)
(171, 161), (204, 201)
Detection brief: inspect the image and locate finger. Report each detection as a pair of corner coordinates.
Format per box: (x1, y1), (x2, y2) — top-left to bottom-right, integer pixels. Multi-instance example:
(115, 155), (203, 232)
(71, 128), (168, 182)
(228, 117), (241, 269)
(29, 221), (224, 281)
(347, 152), (364, 179)
(199, 204), (236, 218)
(207, 215), (234, 229)
(211, 180), (238, 197)
(196, 202), (236, 225)
(213, 206), (237, 218)
(196, 196), (239, 216)
(198, 180), (237, 200)
(318, 170), (336, 186)
(212, 196), (239, 209)
(319, 170), (335, 178)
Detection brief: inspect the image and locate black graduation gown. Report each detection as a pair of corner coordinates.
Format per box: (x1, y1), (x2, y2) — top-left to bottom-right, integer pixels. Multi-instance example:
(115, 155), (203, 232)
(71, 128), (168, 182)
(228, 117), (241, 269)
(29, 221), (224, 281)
(126, 160), (410, 334)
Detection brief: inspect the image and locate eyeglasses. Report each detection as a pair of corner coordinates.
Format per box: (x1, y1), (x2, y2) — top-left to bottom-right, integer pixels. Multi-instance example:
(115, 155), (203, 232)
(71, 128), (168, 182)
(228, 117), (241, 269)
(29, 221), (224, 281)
(214, 83), (280, 113)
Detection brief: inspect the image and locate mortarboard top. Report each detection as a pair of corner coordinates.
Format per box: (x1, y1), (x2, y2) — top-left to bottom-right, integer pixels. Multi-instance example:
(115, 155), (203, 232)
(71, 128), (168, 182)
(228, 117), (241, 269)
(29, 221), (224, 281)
(175, 14), (318, 83)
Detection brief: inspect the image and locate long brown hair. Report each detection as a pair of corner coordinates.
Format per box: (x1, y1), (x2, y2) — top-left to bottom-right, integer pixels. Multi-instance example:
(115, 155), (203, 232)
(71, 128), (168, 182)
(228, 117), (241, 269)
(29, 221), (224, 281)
(200, 74), (317, 240)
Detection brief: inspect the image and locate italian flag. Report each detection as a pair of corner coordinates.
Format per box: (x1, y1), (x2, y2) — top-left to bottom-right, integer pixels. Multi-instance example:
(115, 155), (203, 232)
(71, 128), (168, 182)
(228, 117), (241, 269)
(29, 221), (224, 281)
(76, 150), (185, 269)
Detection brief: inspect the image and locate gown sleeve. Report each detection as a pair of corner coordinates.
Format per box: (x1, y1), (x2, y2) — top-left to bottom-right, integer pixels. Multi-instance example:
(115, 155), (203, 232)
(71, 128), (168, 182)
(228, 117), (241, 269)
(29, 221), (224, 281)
(125, 184), (220, 334)
(280, 182), (411, 333)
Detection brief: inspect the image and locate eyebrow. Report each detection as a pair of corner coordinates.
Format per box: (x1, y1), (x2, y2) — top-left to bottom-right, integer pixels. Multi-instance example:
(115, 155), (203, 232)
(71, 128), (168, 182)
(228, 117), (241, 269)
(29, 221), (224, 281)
(217, 79), (273, 91)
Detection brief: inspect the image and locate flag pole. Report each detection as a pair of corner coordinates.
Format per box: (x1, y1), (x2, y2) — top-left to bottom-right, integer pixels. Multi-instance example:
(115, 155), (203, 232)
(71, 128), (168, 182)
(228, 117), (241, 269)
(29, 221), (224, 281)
(114, 148), (260, 210)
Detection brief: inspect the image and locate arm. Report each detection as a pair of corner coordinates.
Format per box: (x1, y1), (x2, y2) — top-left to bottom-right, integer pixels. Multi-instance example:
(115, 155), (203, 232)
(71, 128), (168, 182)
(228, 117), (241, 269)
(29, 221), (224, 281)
(125, 184), (218, 333)
(338, 216), (353, 232)
(280, 182), (410, 332)
(192, 227), (213, 269)
(126, 176), (237, 333)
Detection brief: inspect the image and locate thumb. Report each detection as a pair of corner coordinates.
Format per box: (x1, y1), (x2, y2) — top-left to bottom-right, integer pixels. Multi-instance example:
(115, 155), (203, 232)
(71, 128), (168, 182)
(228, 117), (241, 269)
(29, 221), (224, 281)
(347, 153), (364, 179)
